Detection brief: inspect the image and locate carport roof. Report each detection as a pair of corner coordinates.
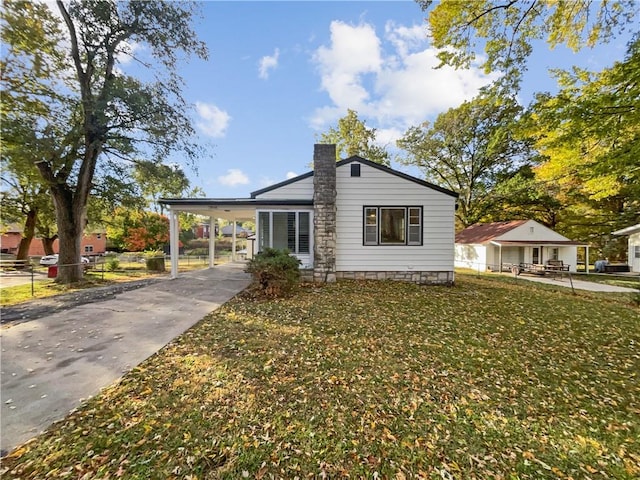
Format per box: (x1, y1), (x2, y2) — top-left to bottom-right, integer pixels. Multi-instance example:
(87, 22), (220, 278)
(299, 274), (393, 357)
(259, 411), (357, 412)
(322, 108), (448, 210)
(158, 198), (313, 220)
(490, 240), (587, 246)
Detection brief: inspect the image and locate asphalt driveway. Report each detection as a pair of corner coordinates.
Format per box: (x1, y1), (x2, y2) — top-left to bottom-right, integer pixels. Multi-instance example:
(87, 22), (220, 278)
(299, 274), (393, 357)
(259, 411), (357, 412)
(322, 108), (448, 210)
(0, 263), (250, 456)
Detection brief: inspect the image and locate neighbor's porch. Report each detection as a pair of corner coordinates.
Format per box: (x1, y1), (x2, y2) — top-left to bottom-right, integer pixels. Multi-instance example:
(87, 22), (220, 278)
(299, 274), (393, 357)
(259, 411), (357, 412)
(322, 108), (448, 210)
(487, 240), (589, 273)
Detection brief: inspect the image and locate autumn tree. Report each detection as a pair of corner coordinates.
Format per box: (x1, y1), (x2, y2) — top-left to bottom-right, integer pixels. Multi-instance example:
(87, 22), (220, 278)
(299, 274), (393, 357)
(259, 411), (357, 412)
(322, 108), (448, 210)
(397, 92), (531, 227)
(524, 35), (640, 254)
(420, 0), (638, 82)
(1, 1), (207, 283)
(317, 109), (390, 166)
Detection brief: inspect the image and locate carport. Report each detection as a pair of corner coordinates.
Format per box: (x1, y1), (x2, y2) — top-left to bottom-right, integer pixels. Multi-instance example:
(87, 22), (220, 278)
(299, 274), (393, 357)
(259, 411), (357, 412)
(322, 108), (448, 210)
(159, 198), (313, 278)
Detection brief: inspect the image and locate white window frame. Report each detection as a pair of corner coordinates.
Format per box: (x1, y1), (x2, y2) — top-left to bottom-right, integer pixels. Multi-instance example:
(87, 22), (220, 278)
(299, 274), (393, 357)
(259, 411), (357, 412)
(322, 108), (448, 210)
(84, 245), (94, 253)
(363, 206), (423, 246)
(256, 210), (313, 255)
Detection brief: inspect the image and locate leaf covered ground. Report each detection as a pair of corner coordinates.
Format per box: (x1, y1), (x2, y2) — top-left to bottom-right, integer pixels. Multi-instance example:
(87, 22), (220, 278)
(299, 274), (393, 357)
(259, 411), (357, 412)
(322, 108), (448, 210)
(2, 274), (639, 479)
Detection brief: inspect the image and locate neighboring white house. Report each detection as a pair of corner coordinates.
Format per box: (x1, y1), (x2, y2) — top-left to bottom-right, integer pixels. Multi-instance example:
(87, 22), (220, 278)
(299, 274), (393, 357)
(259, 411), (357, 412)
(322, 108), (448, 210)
(612, 223), (640, 273)
(160, 144), (459, 284)
(455, 220), (587, 272)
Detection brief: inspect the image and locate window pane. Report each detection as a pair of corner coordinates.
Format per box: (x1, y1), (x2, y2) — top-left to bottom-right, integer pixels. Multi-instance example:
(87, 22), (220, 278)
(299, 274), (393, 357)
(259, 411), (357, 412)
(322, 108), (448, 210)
(408, 207), (421, 244)
(380, 208), (405, 244)
(365, 208), (377, 225)
(258, 212), (270, 251)
(409, 208), (420, 225)
(287, 212), (296, 251)
(364, 208), (378, 244)
(299, 212), (310, 254)
(272, 213), (289, 250)
(365, 226), (377, 244)
(408, 226), (420, 244)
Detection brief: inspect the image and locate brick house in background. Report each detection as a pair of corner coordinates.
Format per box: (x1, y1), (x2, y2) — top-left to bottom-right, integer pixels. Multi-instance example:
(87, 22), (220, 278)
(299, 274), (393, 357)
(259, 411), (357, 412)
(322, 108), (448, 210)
(0, 225), (107, 257)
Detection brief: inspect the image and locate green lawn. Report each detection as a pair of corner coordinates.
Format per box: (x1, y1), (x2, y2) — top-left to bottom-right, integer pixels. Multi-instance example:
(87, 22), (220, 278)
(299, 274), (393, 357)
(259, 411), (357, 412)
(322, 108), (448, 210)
(0, 259), (217, 306)
(2, 274), (639, 479)
(573, 273), (640, 290)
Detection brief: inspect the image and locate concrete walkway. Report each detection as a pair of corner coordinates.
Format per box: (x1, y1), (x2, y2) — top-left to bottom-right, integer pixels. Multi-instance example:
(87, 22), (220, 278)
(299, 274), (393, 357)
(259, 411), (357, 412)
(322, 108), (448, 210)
(511, 273), (639, 293)
(0, 263), (250, 456)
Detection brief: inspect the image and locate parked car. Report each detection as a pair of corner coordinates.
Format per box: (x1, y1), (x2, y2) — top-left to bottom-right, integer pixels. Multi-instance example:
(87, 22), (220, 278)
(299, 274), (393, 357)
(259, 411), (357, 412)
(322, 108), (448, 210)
(39, 254), (90, 266)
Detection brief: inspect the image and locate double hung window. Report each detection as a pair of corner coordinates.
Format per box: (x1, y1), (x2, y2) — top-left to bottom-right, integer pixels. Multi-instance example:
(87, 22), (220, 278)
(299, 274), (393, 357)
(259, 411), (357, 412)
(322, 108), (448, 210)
(258, 211), (310, 254)
(363, 206), (422, 246)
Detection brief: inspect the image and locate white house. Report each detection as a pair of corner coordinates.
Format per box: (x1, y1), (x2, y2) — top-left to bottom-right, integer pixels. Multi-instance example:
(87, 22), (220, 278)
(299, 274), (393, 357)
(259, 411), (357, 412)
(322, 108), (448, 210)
(161, 144), (458, 284)
(612, 223), (640, 273)
(455, 220), (587, 272)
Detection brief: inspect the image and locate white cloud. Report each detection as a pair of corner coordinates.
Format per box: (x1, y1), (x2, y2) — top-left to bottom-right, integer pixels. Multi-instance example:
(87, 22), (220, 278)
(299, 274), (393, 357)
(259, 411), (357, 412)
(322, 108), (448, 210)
(259, 48), (280, 79)
(285, 171), (298, 179)
(310, 20), (500, 145)
(195, 102), (231, 138)
(115, 40), (142, 66)
(218, 169), (249, 187)
(313, 21), (382, 109)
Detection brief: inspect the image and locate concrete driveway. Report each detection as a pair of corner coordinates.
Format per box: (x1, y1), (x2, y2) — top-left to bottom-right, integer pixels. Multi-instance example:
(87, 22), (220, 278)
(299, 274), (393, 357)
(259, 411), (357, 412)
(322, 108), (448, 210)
(0, 263), (250, 456)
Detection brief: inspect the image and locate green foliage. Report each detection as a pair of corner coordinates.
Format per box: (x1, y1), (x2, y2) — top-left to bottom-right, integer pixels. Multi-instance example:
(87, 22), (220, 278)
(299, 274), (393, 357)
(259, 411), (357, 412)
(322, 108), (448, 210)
(317, 109), (390, 166)
(420, 0), (638, 83)
(2, 275), (639, 478)
(397, 90), (531, 227)
(245, 248), (301, 298)
(133, 160), (190, 214)
(1, 0), (208, 283)
(105, 257), (120, 272)
(524, 36), (640, 246)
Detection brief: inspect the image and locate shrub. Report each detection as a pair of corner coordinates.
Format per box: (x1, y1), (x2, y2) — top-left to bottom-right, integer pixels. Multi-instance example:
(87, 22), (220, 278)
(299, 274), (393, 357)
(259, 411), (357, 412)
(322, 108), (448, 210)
(245, 248), (301, 298)
(106, 258), (120, 271)
(145, 250), (166, 272)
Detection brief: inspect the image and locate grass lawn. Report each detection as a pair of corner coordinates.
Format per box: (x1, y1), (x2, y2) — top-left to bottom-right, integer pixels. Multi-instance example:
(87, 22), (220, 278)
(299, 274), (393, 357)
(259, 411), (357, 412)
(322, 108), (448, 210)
(2, 274), (639, 479)
(0, 259), (218, 307)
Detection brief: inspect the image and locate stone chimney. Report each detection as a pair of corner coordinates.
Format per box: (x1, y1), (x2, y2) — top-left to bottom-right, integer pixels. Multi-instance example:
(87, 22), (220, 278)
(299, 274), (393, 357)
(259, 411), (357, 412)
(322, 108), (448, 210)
(313, 144), (337, 283)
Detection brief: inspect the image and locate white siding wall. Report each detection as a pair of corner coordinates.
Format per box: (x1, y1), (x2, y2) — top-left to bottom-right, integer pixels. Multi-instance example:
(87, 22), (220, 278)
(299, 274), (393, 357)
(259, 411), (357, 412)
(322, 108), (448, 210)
(335, 162), (455, 272)
(497, 220), (570, 242)
(557, 246), (578, 272)
(254, 176), (313, 200)
(455, 244), (486, 270)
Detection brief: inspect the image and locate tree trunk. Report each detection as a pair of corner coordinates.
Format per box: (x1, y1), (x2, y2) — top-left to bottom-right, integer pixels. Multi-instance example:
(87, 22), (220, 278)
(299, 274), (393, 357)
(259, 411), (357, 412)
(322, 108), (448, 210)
(51, 191), (84, 283)
(41, 235), (58, 255)
(16, 208), (38, 261)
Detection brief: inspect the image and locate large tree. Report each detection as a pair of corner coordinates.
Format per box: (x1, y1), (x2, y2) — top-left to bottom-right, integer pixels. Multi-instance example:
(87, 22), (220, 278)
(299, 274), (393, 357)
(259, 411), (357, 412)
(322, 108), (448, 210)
(1, 1), (207, 283)
(420, 0), (638, 82)
(397, 92), (531, 228)
(317, 109), (390, 166)
(524, 35), (640, 253)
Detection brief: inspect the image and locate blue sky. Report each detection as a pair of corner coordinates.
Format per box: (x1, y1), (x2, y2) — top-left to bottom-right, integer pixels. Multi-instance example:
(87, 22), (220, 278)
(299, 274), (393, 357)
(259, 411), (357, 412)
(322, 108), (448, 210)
(130, 1), (634, 199)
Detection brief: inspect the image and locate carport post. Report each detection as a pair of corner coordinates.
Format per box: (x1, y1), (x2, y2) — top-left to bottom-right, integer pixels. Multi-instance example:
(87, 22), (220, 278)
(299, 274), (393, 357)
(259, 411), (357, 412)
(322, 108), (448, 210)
(169, 208), (179, 279)
(209, 216), (215, 268)
(232, 217), (237, 261)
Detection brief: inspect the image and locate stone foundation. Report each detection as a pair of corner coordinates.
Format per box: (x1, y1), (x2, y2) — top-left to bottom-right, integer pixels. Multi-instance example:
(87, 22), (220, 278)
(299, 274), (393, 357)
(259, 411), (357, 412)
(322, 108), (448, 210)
(336, 270), (454, 285)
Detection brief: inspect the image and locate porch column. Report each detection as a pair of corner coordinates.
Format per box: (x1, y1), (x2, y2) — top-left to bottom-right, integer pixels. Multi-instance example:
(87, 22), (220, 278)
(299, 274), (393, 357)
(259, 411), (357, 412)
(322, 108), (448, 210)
(231, 218), (237, 261)
(169, 208), (179, 279)
(498, 244), (502, 272)
(208, 216), (215, 268)
(585, 245), (590, 273)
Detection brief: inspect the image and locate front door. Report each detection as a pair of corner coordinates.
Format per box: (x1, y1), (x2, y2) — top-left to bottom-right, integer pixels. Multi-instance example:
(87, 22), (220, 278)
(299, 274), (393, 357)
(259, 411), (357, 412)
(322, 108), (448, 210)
(532, 247), (540, 264)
